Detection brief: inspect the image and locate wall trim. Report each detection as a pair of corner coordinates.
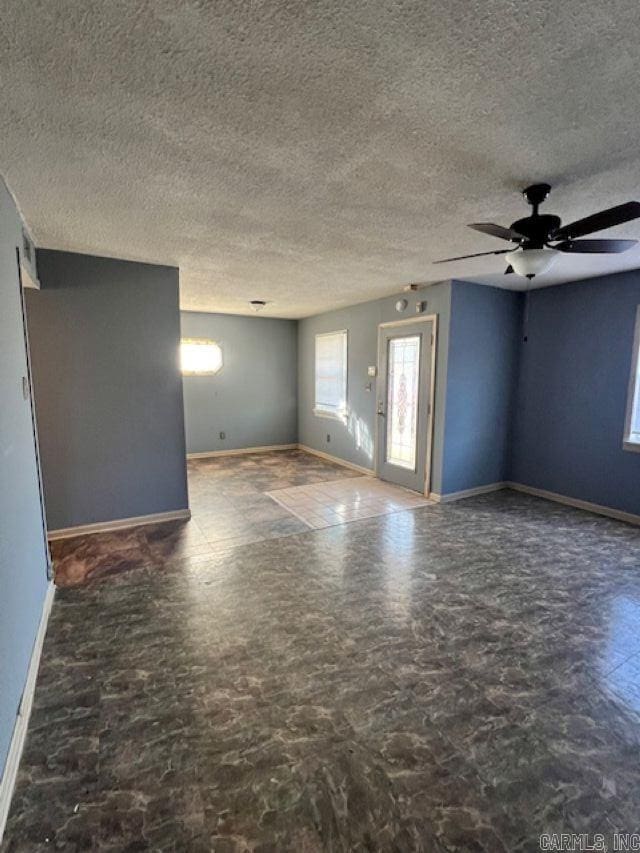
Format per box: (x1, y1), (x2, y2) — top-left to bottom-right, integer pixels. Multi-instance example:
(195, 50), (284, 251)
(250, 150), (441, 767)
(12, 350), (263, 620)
(297, 443), (375, 476)
(48, 508), (191, 540)
(188, 441), (375, 476)
(429, 481), (640, 525)
(506, 482), (640, 527)
(0, 581), (55, 844)
(430, 481), (507, 503)
(187, 444), (297, 459)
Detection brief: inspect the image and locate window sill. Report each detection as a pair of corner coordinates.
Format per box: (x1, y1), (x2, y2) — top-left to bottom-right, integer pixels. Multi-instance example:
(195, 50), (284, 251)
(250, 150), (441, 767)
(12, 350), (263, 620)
(623, 439), (640, 453)
(313, 408), (347, 423)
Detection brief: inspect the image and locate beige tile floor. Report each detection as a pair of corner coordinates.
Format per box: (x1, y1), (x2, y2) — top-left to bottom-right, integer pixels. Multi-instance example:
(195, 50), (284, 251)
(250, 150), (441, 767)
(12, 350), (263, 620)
(266, 475), (433, 529)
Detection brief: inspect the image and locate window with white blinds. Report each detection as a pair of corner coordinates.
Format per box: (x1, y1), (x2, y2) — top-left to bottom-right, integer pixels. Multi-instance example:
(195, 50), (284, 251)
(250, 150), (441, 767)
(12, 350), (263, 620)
(624, 307), (640, 452)
(314, 330), (348, 419)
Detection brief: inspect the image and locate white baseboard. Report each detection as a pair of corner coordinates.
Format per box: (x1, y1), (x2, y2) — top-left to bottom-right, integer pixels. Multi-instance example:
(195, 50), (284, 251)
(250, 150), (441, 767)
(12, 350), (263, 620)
(506, 482), (640, 527)
(297, 444), (375, 476)
(429, 481), (640, 526)
(187, 444), (298, 460)
(188, 442), (375, 478)
(0, 581), (55, 843)
(48, 508), (192, 540)
(430, 482), (507, 504)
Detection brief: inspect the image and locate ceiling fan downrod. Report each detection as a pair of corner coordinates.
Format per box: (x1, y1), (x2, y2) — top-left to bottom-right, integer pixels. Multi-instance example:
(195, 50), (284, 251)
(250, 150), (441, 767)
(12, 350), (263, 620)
(522, 183), (552, 217)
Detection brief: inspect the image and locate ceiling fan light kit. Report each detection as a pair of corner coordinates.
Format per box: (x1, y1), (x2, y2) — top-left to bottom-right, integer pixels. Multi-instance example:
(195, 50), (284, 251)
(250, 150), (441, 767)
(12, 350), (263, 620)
(505, 247), (559, 279)
(434, 184), (640, 279)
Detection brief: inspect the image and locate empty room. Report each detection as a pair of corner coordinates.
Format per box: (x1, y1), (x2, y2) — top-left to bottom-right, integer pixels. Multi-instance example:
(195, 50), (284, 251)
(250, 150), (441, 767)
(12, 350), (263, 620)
(1, 1), (640, 851)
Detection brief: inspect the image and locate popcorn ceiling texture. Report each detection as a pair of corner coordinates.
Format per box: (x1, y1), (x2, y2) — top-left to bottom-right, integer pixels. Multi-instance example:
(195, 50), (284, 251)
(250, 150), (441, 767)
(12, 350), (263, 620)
(1, 0), (640, 317)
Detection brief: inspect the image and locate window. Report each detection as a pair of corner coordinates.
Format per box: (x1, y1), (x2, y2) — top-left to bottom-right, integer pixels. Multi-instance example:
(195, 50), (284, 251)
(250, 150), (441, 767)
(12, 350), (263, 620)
(624, 307), (640, 452)
(180, 338), (223, 375)
(386, 335), (421, 470)
(314, 330), (347, 419)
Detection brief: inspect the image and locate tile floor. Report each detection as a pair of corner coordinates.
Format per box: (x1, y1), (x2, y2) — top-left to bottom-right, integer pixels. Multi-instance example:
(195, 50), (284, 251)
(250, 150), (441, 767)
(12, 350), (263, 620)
(51, 449), (360, 586)
(267, 476), (431, 529)
(3, 454), (640, 851)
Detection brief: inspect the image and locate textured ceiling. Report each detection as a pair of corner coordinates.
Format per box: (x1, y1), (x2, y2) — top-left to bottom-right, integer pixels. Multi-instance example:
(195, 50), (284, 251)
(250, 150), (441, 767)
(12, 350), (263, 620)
(1, 0), (640, 318)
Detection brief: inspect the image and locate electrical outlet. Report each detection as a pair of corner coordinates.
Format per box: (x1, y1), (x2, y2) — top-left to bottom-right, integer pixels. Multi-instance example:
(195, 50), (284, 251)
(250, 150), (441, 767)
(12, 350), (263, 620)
(219, 431), (226, 440)
(326, 434), (331, 443)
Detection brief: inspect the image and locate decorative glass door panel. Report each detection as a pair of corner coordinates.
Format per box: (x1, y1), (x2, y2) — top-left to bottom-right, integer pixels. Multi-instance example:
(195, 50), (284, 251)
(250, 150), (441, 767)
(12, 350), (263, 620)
(385, 335), (420, 470)
(376, 319), (435, 494)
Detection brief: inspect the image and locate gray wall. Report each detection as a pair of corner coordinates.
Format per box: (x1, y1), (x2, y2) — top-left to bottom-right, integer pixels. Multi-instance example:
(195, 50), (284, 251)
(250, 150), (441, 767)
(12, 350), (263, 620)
(297, 283), (452, 493)
(442, 281), (522, 494)
(181, 312), (297, 454)
(0, 180), (50, 775)
(26, 250), (189, 530)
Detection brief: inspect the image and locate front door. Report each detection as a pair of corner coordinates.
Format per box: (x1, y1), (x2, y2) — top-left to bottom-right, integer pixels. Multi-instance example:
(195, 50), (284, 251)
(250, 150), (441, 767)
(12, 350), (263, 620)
(376, 319), (435, 494)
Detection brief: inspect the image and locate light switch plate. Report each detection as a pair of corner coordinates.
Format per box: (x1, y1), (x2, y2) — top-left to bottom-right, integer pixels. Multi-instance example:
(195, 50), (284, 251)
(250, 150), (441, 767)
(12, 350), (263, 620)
(367, 365), (377, 377)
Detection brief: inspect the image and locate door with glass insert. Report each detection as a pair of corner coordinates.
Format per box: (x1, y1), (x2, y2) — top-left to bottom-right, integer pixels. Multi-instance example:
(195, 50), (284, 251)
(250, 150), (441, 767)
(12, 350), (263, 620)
(376, 320), (434, 493)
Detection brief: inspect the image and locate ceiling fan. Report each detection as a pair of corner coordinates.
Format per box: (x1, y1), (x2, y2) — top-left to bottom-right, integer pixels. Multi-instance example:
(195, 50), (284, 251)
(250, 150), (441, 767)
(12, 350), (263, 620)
(434, 184), (640, 279)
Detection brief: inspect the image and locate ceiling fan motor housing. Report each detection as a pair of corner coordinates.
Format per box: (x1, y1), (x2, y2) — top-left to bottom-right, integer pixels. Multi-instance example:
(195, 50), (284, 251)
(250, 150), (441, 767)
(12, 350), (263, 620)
(512, 214), (562, 248)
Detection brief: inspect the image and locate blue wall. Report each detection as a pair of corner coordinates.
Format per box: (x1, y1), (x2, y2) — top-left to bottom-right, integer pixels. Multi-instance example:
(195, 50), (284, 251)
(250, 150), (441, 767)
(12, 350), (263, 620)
(510, 271), (640, 516)
(181, 311), (298, 454)
(0, 180), (50, 776)
(442, 281), (522, 494)
(297, 271), (640, 514)
(298, 283), (452, 493)
(26, 251), (189, 530)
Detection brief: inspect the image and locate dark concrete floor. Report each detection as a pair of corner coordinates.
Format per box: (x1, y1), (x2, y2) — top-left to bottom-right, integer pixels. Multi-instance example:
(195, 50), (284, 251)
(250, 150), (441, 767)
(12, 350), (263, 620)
(3, 453), (640, 851)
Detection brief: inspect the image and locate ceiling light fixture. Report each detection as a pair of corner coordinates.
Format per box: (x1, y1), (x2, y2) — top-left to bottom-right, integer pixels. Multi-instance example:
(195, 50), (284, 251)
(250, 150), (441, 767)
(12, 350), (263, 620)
(505, 248), (559, 279)
(249, 299), (267, 312)
(434, 184), (640, 278)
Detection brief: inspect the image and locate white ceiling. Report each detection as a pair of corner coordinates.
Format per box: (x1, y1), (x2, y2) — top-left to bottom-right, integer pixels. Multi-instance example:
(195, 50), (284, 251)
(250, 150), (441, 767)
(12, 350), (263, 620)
(1, 0), (640, 318)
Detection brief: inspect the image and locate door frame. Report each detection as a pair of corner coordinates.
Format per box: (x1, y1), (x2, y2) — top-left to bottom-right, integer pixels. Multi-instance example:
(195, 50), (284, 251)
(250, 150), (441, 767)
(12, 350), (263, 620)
(374, 314), (438, 497)
(15, 248), (52, 578)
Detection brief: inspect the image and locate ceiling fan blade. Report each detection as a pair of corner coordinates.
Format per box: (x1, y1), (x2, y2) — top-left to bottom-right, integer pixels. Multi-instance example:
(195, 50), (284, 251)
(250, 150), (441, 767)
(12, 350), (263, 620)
(553, 238), (637, 254)
(433, 248), (511, 264)
(552, 201), (640, 240)
(504, 265), (514, 274)
(467, 222), (523, 242)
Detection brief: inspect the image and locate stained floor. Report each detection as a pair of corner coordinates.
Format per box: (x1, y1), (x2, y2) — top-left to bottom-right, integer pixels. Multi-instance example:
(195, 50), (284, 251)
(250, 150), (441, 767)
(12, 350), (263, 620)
(3, 464), (640, 850)
(52, 450), (361, 587)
